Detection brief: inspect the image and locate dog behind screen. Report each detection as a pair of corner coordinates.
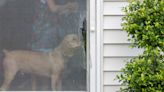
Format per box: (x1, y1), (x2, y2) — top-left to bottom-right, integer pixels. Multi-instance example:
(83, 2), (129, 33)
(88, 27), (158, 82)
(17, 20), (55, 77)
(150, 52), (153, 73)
(0, 34), (81, 91)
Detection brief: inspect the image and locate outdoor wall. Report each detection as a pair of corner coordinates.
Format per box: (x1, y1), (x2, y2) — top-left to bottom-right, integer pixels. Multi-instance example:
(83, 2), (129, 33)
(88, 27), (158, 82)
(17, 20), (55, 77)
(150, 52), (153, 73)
(102, 0), (143, 92)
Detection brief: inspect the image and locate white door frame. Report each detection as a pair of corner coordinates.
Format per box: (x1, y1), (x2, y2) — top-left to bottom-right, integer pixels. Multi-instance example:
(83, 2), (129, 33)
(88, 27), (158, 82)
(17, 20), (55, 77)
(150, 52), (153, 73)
(89, 0), (103, 92)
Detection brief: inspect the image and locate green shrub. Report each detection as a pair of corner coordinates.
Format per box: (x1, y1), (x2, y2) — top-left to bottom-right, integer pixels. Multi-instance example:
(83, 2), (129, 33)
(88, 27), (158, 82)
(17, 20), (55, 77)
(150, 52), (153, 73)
(118, 50), (164, 92)
(122, 0), (164, 51)
(117, 0), (164, 92)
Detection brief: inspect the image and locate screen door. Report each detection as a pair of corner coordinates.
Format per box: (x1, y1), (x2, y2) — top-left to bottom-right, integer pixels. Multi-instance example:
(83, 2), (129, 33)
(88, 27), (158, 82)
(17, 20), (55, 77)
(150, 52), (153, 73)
(0, 0), (87, 91)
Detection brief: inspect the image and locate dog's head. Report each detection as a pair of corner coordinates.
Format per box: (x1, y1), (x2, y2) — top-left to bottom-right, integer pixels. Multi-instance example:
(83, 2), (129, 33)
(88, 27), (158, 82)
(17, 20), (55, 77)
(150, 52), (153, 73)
(63, 34), (81, 49)
(59, 34), (81, 57)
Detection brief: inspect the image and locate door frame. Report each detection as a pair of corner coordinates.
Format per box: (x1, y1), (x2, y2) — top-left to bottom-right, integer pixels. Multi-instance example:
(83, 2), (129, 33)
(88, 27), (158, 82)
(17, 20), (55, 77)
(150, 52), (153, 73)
(88, 0), (103, 92)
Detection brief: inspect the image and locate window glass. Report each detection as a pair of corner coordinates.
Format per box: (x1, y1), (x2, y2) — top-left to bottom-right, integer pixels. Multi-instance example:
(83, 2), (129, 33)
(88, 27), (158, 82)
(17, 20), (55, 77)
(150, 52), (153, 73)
(0, 0), (87, 91)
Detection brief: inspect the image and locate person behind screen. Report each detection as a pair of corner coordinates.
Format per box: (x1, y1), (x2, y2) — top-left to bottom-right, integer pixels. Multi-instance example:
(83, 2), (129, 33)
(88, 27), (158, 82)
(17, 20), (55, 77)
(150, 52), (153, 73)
(31, 0), (78, 52)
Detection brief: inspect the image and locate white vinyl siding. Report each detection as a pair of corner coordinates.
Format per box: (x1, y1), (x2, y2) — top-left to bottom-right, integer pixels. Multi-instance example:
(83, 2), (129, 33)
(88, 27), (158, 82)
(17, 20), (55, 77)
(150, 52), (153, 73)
(104, 45), (143, 57)
(103, 58), (128, 71)
(104, 86), (121, 92)
(104, 2), (128, 15)
(102, 0), (143, 92)
(103, 16), (123, 29)
(103, 30), (130, 44)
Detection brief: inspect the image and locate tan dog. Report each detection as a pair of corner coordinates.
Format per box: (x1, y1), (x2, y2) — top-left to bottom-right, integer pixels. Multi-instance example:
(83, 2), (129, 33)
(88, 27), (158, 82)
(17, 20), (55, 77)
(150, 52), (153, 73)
(0, 34), (81, 91)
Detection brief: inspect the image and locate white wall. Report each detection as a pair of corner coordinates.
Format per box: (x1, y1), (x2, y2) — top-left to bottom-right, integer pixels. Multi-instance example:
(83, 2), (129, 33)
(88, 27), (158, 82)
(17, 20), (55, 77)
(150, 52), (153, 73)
(102, 0), (143, 92)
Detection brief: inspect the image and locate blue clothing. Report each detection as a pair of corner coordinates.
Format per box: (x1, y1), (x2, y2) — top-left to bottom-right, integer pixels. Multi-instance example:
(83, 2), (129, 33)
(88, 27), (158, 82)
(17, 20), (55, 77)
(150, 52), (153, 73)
(31, 0), (85, 52)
